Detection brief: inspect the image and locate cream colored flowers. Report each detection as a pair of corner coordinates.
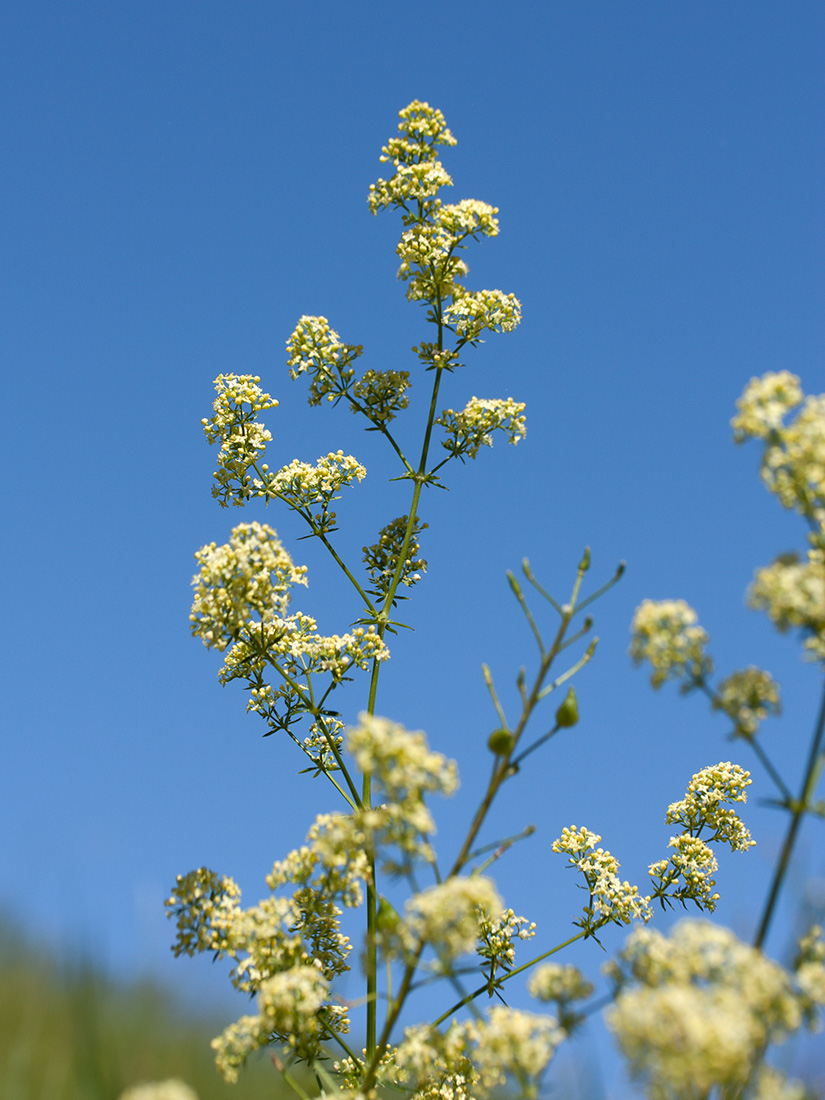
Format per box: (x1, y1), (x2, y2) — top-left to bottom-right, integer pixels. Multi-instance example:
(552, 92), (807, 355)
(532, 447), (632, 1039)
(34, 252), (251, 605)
(552, 826), (652, 932)
(190, 522), (307, 650)
(606, 920), (822, 1099)
(630, 598), (712, 689)
(437, 396), (527, 461)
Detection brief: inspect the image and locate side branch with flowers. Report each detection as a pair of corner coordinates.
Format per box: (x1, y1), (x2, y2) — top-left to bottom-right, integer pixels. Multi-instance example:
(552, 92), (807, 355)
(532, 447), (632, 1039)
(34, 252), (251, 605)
(165, 103), (825, 1100)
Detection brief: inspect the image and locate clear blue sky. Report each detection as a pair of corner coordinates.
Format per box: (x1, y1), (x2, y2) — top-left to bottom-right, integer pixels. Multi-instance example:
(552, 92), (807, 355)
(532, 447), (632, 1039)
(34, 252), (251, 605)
(2, 2), (824, 1093)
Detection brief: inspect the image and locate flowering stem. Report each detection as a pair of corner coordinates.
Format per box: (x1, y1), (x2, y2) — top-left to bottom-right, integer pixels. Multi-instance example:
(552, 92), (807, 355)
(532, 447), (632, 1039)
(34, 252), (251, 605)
(431, 931), (588, 1027)
(754, 679), (825, 949)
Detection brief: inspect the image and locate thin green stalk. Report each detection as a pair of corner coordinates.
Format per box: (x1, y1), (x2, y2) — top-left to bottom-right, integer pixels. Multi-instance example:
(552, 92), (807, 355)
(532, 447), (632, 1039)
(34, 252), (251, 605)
(431, 931), (588, 1028)
(754, 680), (825, 949)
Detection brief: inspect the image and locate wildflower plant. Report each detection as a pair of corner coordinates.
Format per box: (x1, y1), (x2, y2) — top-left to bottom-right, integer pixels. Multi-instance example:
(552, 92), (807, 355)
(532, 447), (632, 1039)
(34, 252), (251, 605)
(169, 104), (825, 1100)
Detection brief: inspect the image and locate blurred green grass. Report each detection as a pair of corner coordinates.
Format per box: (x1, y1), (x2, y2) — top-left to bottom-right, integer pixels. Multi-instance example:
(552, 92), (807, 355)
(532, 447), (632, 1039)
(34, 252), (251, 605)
(0, 919), (294, 1100)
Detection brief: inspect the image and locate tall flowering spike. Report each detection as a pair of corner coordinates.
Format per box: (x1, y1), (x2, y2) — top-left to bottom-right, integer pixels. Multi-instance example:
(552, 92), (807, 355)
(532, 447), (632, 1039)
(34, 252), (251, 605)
(202, 374), (278, 507)
(630, 599), (712, 689)
(190, 522), (308, 651)
(370, 101), (456, 218)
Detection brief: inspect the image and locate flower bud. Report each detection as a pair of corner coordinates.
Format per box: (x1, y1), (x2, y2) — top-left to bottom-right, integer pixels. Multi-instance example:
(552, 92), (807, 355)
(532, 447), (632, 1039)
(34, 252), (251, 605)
(487, 728), (514, 755)
(555, 687), (579, 728)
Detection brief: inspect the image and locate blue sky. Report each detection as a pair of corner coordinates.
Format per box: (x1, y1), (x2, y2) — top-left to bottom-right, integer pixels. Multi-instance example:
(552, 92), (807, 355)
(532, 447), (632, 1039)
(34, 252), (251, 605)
(2, 1), (824, 1093)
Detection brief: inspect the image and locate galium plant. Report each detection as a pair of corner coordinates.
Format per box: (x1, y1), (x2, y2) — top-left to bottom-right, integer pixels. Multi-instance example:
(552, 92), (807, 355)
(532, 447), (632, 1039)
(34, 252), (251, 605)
(166, 103), (825, 1100)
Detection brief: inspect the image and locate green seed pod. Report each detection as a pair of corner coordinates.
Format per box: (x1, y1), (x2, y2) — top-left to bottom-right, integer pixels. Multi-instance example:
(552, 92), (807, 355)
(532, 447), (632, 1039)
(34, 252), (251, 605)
(555, 687), (579, 728)
(487, 728), (514, 756)
(376, 895), (400, 933)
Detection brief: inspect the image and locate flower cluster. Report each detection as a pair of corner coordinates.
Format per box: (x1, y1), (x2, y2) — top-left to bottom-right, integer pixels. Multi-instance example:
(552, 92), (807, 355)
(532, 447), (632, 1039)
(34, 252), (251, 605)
(221, 616), (390, 726)
(385, 1008), (563, 1100)
(363, 514), (428, 599)
(749, 549), (825, 662)
(629, 598), (712, 689)
(347, 713), (458, 854)
(733, 372), (825, 528)
(443, 290), (523, 341)
(605, 920), (822, 1099)
(286, 315), (364, 406)
(391, 876), (502, 966)
(528, 963), (594, 1033)
(351, 368), (411, 423)
(201, 374), (278, 507)
(379, 99), (457, 167)
(437, 396), (527, 461)
(794, 924), (825, 1021)
(190, 523), (307, 651)
(168, 795), (387, 1083)
(255, 451), (367, 533)
(476, 907), (536, 982)
(666, 762), (755, 851)
(731, 371), (803, 441)
(301, 717), (344, 777)
(552, 826), (652, 934)
(119, 1082), (198, 1100)
(369, 101), (456, 219)
(713, 666), (781, 737)
(648, 834), (720, 912)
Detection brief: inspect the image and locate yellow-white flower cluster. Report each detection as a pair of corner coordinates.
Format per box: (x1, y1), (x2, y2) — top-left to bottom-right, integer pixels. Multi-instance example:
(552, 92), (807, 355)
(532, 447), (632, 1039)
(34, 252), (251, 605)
(528, 962), (594, 1008)
(443, 290), (522, 341)
(733, 372), (825, 527)
(647, 763), (753, 913)
(202, 374), (278, 507)
(629, 598), (712, 689)
(347, 713), (459, 804)
(666, 761), (755, 851)
(286, 315), (363, 406)
(713, 666), (781, 737)
(222, 615), (389, 709)
(370, 101), (456, 217)
(477, 907), (536, 979)
(362, 514), (428, 598)
(255, 450), (367, 534)
(352, 368), (411, 423)
(437, 396), (527, 461)
(190, 522), (307, 651)
(118, 1082), (199, 1100)
(552, 826), (652, 933)
(347, 715), (458, 862)
(394, 877), (502, 965)
(731, 370), (803, 441)
(381, 1007), (564, 1100)
(380, 100), (457, 164)
(648, 834), (720, 911)
(749, 549), (825, 662)
(606, 920), (825, 1099)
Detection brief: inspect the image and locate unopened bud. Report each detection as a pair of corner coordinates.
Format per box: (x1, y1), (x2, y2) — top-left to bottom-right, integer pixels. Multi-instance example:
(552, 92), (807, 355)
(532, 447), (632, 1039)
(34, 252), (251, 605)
(488, 729), (514, 756)
(555, 687), (579, 728)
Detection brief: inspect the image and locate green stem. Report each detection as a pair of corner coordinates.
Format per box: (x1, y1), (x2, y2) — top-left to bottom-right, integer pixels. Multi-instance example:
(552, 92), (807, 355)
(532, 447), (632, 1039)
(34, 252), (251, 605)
(754, 679), (825, 949)
(431, 931), (588, 1028)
